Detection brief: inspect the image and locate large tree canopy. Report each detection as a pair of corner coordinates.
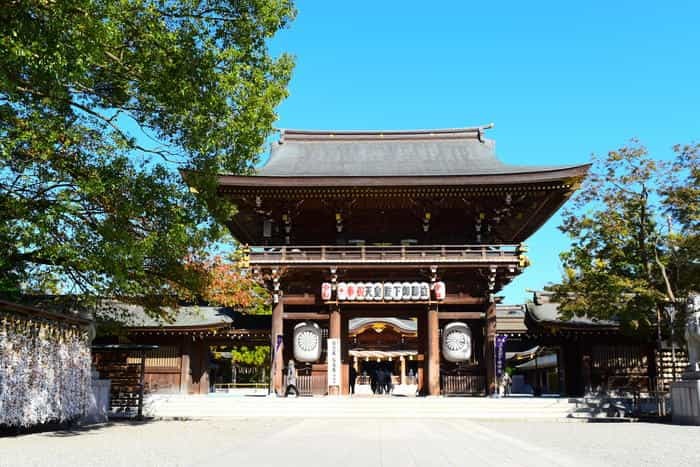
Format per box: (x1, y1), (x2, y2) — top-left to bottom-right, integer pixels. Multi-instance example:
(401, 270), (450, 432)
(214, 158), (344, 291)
(552, 142), (699, 337)
(0, 0), (295, 312)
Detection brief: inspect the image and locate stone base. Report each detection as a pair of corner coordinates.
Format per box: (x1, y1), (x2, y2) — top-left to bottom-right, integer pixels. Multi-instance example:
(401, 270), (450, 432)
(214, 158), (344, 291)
(671, 378), (700, 425)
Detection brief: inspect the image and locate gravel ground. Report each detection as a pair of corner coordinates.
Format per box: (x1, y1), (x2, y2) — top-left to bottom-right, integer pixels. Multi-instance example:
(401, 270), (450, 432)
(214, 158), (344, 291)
(1, 418), (699, 467)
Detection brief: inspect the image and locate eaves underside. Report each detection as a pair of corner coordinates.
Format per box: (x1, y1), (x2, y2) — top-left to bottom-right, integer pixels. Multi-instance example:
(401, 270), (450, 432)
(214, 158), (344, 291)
(216, 164), (590, 190)
(126, 324), (268, 333)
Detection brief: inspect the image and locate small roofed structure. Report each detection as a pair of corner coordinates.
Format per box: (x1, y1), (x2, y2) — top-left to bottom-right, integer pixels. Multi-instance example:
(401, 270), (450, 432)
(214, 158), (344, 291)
(93, 303), (271, 395)
(525, 291), (619, 332)
(495, 292), (660, 397)
(97, 302), (271, 341)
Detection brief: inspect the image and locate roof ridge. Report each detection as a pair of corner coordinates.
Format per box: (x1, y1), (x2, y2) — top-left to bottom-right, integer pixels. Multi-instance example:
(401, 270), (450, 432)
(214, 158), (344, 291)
(279, 124), (494, 143)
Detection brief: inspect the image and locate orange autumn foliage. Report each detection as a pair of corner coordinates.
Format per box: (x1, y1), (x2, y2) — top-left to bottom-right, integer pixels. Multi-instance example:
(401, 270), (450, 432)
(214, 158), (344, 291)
(183, 255), (269, 313)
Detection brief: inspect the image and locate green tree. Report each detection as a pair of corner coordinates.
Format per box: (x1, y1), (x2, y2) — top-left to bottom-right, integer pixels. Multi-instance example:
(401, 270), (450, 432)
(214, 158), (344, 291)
(231, 345), (270, 383)
(660, 143), (700, 301)
(552, 142), (699, 336)
(0, 0), (295, 313)
(232, 345), (270, 367)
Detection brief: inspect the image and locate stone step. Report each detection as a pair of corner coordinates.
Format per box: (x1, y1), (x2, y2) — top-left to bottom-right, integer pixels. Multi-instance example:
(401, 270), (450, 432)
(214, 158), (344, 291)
(144, 395), (577, 419)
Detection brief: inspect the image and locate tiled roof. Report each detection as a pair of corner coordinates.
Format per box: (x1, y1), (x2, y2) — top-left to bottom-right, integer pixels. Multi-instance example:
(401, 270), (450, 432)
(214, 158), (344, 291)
(255, 127), (586, 177)
(525, 291), (619, 328)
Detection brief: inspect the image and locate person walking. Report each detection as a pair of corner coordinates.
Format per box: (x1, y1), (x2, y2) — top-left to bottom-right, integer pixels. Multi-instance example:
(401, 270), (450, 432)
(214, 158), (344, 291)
(375, 367), (385, 395)
(503, 372), (512, 397)
(349, 365), (357, 395)
(384, 364), (393, 395)
(285, 360), (299, 397)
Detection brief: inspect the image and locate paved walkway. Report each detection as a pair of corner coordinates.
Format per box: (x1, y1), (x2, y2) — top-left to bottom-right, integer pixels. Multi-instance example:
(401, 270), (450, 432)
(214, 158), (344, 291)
(2, 418), (699, 467)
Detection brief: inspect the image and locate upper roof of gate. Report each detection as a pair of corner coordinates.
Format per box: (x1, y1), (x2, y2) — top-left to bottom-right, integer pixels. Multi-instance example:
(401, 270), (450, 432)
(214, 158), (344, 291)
(253, 126), (586, 178)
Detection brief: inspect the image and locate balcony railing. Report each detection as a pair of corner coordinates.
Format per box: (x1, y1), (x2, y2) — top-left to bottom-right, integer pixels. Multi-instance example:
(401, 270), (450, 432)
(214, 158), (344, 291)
(248, 244), (522, 266)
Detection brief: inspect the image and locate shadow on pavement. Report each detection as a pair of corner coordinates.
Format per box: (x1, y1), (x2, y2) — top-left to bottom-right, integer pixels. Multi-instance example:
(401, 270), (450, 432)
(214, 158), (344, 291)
(0, 417), (178, 438)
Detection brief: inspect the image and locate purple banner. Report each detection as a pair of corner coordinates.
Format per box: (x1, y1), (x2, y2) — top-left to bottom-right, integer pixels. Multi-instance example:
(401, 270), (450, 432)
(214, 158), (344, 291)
(276, 334), (283, 353)
(495, 335), (508, 378)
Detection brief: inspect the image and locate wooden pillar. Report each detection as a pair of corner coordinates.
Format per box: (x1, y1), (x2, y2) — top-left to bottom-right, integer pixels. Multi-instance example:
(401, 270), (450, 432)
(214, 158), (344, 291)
(484, 302), (497, 395)
(271, 299), (284, 395)
(418, 311), (427, 393)
(198, 340), (210, 394)
(180, 336), (192, 394)
(557, 346), (566, 395)
(427, 306), (440, 396)
(137, 350), (146, 419)
(400, 357), (406, 385)
(328, 308), (341, 395)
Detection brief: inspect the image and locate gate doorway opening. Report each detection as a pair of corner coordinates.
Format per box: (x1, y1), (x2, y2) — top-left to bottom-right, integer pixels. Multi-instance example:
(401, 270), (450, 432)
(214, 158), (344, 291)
(348, 317), (419, 396)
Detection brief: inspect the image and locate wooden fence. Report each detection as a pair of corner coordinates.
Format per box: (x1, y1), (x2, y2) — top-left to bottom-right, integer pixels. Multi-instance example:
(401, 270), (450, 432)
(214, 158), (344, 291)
(286, 374), (328, 396)
(442, 375), (486, 396)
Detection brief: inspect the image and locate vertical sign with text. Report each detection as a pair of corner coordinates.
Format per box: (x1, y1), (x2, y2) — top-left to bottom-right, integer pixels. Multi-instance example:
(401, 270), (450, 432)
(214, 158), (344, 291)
(327, 338), (341, 387)
(495, 335), (508, 379)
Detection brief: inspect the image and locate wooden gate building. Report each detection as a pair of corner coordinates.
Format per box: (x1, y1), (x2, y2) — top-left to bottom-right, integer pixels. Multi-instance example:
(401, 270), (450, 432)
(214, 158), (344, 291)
(204, 126), (589, 396)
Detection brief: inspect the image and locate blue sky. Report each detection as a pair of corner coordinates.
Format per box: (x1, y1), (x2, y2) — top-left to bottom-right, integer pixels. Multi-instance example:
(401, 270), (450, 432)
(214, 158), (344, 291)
(264, 0), (700, 304)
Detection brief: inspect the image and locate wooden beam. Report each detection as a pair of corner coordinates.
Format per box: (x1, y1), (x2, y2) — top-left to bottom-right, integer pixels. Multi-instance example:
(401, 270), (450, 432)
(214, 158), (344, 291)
(510, 191), (556, 241)
(442, 294), (486, 305)
(252, 262), (519, 270)
(283, 312), (329, 320)
(437, 311), (483, 320)
(282, 293), (318, 305)
(330, 308), (421, 319)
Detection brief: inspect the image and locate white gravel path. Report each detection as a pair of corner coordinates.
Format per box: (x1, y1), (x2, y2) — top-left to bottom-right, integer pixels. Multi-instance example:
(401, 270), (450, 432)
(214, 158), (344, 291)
(1, 418), (699, 467)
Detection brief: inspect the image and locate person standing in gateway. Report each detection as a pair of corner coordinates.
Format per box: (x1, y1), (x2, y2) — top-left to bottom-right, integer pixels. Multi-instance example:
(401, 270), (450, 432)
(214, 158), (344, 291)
(285, 360), (299, 397)
(349, 365), (357, 395)
(503, 371), (512, 397)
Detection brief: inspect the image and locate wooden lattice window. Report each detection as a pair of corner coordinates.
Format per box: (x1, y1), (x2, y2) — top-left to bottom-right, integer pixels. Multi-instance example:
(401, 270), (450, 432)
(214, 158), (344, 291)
(591, 345), (647, 374)
(127, 346), (181, 369)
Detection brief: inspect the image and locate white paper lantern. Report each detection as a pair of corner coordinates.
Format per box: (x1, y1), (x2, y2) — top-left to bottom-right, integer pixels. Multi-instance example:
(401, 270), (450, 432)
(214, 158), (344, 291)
(410, 282), (421, 300)
(346, 283), (357, 301)
(433, 281), (446, 300)
(420, 283), (430, 300)
(401, 282), (412, 300)
(383, 283), (393, 301)
(392, 282), (403, 300)
(362, 282), (372, 300)
(337, 282), (348, 301)
(321, 282), (332, 301)
(442, 322), (472, 362)
(356, 282), (367, 300)
(373, 282), (384, 300)
(293, 321), (322, 363)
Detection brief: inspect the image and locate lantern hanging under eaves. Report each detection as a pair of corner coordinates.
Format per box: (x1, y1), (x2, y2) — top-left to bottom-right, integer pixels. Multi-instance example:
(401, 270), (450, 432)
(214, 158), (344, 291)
(346, 283), (357, 301)
(442, 322), (472, 362)
(337, 282), (348, 301)
(433, 281), (446, 300)
(321, 282), (332, 301)
(293, 321), (323, 363)
(373, 282), (384, 300)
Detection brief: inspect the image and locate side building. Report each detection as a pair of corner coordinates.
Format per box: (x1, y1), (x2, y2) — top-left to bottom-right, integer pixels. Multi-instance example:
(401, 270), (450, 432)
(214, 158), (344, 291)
(495, 292), (687, 397)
